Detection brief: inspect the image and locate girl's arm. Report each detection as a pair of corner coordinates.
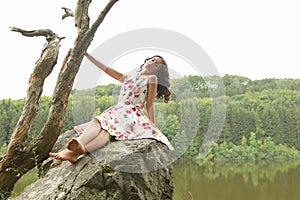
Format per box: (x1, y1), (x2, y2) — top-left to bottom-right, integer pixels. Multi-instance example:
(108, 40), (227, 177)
(146, 75), (158, 124)
(85, 52), (126, 82)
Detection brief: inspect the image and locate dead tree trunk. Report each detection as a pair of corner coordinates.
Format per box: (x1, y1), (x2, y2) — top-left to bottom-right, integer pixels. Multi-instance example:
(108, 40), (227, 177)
(0, 0), (119, 199)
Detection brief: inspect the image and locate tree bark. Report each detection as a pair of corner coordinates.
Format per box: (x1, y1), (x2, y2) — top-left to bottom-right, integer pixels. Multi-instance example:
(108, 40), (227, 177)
(0, 0), (119, 199)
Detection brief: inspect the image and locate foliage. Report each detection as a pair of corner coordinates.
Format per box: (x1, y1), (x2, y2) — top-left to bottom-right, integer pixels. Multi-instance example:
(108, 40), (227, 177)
(0, 99), (24, 146)
(0, 143), (7, 155)
(210, 132), (300, 160)
(1, 75), (300, 159)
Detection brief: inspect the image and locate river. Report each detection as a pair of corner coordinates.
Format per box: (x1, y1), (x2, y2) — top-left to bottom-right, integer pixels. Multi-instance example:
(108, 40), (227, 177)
(173, 159), (300, 200)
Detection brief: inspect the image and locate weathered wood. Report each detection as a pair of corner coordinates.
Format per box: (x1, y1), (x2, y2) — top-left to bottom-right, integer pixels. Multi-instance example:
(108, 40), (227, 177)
(62, 7), (74, 20)
(0, 0), (119, 199)
(9, 28), (65, 41)
(0, 27), (62, 199)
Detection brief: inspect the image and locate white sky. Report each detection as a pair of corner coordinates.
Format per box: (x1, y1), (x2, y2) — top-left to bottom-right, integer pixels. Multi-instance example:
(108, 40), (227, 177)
(1, 0), (300, 100)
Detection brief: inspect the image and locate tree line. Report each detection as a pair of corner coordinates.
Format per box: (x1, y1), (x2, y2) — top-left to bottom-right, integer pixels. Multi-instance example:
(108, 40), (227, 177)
(1, 74), (300, 158)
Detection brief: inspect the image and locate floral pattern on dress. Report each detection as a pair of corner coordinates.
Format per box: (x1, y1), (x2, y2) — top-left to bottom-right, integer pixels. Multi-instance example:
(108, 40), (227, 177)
(74, 73), (174, 150)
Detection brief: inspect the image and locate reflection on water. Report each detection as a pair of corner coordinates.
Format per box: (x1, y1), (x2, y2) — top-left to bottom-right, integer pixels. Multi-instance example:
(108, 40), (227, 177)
(174, 159), (300, 200)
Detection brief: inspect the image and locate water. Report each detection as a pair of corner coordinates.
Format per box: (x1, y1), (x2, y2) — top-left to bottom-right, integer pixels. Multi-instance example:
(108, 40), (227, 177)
(12, 159), (300, 199)
(173, 159), (300, 200)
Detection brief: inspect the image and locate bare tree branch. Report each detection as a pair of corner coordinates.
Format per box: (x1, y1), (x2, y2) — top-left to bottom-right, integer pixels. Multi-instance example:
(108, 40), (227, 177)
(36, 0), (119, 151)
(0, 28), (62, 197)
(62, 7), (74, 19)
(0, 0), (120, 198)
(75, 0), (119, 51)
(9, 27), (65, 41)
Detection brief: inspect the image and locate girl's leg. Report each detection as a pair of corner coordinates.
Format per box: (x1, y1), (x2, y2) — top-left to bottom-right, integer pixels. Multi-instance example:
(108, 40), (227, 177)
(77, 118), (102, 145)
(84, 129), (111, 152)
(67, 118), (101, 153)
(49, 118), (110, 163)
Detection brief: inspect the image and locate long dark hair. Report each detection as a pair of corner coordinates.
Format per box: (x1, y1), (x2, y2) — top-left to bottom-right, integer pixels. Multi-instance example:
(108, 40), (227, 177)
(139, 55), (171, 103)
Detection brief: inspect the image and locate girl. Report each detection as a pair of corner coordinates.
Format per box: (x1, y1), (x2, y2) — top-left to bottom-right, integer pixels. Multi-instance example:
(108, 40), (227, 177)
(49, 52), (174, 163)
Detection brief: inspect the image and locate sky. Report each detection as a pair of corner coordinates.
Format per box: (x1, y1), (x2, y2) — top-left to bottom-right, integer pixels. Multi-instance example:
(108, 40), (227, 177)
(1, 0), (300, 100)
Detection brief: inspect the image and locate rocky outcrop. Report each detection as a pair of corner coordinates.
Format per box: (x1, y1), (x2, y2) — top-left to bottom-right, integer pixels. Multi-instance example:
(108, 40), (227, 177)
(11, 130), (174, 200)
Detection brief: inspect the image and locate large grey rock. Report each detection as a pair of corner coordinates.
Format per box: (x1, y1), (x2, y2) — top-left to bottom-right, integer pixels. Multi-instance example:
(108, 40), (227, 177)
(11, 130), (174, 200)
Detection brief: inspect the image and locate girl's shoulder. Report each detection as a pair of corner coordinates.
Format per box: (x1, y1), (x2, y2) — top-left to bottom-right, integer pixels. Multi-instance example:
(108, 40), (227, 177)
(146, 74), (157, 84)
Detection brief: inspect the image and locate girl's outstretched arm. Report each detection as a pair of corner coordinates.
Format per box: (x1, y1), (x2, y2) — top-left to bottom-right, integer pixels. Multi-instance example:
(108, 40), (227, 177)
(85, 52), (126, 82)
(146, 75), (158, 124)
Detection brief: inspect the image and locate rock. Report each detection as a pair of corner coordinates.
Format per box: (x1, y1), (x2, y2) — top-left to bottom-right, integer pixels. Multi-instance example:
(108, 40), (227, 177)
(10, 130), (174, 200)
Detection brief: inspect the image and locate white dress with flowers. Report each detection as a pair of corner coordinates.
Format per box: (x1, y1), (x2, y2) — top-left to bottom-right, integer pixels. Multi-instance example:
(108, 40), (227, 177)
(75, 73), (174, 150)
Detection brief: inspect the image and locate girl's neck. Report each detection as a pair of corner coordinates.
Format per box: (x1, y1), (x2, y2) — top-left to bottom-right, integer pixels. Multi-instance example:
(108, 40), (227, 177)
(140, 70), (151, 75)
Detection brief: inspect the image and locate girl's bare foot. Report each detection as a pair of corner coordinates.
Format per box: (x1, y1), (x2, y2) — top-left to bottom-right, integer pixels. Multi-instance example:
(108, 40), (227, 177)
(49, 149), (80, 164)
(66, 138), (87, 154)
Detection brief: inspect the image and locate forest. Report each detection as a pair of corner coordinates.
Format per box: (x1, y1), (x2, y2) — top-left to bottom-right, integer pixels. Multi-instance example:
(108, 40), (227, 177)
(1, 74), (300, 159)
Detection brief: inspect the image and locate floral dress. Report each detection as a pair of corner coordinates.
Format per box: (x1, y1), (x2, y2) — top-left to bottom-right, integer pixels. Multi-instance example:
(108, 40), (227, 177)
(74, 73), (174, 150)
